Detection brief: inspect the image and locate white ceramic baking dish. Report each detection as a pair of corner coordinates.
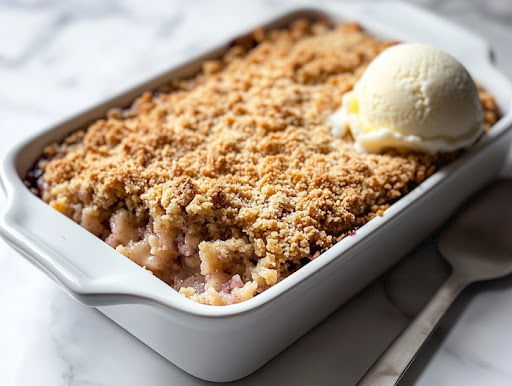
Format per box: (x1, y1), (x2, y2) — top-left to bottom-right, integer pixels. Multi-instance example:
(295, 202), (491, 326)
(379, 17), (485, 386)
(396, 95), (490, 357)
(1, 2), (512, 382)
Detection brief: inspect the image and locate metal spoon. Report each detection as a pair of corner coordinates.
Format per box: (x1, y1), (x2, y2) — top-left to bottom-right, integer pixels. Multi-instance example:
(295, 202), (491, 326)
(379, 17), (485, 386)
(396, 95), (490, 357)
(358, 180), (512, 386)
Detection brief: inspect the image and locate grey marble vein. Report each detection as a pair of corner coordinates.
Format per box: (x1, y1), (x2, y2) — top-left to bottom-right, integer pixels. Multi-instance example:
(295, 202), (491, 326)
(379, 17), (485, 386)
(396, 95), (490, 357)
(155, 12), (184, 37)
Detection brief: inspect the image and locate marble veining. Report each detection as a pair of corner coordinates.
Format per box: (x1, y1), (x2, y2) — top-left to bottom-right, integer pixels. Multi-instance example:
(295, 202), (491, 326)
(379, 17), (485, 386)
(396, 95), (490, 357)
(1, 1), (512, 385)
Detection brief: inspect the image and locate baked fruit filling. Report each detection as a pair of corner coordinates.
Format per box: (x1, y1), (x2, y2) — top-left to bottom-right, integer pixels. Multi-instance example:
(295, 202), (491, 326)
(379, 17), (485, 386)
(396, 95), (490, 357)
(26, 20), (499, 305)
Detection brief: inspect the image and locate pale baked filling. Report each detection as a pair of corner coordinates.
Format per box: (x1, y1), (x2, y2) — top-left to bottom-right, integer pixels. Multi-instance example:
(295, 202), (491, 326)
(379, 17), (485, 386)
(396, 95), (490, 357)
(27, 20), (499, 306)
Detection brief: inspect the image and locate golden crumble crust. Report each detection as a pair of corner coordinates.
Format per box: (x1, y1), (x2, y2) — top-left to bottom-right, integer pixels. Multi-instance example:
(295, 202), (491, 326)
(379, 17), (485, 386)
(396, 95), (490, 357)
(33, 20), (500, 305)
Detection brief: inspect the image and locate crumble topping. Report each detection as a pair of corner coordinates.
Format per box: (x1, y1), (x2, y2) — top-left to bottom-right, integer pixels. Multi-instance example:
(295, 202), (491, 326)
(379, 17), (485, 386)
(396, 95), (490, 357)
(29, 20), (499, 305)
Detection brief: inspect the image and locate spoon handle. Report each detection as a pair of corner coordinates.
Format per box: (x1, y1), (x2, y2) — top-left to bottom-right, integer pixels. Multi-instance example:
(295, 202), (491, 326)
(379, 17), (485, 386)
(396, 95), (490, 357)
(357, 274), (467, 386)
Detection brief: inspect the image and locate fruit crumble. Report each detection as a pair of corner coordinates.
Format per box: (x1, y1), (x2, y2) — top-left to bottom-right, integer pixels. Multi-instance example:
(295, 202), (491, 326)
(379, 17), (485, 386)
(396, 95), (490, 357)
(26, 20), (499, 305)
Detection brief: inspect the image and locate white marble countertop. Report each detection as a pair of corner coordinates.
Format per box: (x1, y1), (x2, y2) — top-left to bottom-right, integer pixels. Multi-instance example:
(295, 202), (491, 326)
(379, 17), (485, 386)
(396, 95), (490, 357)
(1, 1), (512, 385)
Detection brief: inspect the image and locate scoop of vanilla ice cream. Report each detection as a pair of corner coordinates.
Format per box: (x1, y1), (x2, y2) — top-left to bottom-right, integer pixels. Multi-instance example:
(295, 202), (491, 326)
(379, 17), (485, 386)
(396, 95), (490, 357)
(330, 43), (484, 153)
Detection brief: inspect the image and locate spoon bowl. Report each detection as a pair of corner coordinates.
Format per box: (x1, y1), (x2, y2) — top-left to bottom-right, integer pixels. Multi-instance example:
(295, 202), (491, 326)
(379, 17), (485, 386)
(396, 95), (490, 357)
(439, 180), (512, 281)
(359, 179), (512, 386)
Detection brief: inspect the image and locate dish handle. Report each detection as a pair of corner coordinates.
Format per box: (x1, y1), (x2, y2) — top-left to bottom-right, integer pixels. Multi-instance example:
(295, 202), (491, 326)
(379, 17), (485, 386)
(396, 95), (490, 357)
(0, 196), (175, 308)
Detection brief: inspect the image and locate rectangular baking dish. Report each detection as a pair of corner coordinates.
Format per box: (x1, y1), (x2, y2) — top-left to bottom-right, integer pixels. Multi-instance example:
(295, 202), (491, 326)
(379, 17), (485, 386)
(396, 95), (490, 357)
(1, 2), (512, 382)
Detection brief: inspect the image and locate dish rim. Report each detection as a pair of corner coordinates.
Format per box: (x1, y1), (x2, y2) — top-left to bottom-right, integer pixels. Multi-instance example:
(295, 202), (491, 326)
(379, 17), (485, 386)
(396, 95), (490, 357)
(1, 5), (512, 319)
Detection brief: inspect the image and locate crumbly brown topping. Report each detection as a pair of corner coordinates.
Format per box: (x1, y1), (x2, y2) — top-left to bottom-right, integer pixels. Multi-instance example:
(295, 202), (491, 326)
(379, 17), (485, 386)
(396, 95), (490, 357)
(32, 20), (500, 305)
